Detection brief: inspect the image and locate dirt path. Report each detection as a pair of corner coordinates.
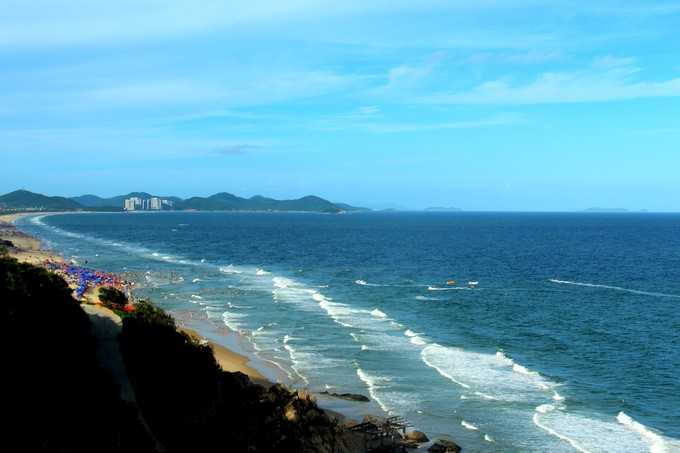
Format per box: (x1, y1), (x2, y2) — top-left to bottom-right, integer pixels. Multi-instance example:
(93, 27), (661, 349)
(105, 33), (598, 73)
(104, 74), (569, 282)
(81, 304), (137, 402)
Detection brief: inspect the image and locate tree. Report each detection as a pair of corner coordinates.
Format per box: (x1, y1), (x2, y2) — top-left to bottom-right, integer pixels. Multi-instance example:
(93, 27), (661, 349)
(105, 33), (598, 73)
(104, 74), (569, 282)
(98, 285), (128, 308)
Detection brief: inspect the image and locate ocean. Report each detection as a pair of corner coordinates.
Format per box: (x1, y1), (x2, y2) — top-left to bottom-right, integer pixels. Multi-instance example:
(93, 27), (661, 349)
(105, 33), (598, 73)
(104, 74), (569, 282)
(16, 211), (680, 452)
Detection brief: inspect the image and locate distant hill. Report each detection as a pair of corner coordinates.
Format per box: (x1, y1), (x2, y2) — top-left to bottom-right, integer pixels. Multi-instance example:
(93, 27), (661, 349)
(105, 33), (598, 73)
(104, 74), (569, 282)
(0, 190), (367, 213)
(0, 189), (83, 211)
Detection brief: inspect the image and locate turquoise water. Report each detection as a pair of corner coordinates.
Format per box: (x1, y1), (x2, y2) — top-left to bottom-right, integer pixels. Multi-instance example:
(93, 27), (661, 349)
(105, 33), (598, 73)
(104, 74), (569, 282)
(17, 211), (680, 452)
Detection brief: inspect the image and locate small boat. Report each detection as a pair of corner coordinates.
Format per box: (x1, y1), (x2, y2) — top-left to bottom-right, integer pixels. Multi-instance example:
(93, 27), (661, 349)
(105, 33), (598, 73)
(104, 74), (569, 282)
(468, 281), (478, 286)
(446, 280), (455, 285)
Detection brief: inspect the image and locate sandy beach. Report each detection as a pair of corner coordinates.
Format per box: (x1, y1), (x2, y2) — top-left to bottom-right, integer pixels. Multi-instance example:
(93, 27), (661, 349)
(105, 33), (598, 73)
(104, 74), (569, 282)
(1, 213), (59, 265)
(1, 211), (273, 388)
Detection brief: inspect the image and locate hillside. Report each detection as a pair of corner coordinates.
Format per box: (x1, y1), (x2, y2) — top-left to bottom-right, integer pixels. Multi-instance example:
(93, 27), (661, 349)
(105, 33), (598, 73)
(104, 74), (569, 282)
(0, 189), (82, 211)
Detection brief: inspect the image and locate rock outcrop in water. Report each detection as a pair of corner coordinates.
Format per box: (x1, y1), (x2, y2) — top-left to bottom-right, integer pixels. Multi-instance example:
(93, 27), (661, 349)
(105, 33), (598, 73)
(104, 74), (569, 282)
(428, 438), (462, 452)
(320, 391), (371, 402)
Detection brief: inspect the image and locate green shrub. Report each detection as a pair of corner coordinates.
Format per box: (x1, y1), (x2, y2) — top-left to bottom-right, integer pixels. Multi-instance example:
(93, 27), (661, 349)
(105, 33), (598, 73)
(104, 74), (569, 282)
(99, 285), (128, 308)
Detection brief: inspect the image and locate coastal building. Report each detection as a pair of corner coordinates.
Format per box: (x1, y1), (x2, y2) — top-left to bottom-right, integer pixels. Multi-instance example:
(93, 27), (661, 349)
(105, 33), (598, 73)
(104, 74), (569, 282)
(124, 196), (173, 211)
(124, 197), (142, 211)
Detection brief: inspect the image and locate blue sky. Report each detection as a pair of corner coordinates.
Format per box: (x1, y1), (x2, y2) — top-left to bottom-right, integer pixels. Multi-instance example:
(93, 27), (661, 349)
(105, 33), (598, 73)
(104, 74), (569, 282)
(1, 1), (679, 211)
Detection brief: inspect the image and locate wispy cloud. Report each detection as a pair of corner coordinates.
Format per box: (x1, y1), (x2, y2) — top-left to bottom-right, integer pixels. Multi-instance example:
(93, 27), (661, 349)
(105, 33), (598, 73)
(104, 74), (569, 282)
(463, 50), (567, 65)
(623, 128), (678, 137)
(313, 113), (522, 133)
(216, 145), (258, 155)
(415, 66), (680, 105)
(360, 114), (523, 133)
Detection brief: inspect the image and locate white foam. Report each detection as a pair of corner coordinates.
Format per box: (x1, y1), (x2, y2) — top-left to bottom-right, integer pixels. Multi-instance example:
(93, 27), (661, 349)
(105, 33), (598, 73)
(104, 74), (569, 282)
(513, 363), (538, 376)
(273, 276), (296, 288)
(462, 420), (479, 430)
(428, 286), (470, 291)
(221, 311), (247, 332)
(617, 411), (673, 452)
(535, 404), (555, 414)
(312, 292), (327, 303)
(553, 391), (565, 402)
(354, 279), (410, 287)
(533, 407), (671, 453)
(370, 308), (388, 318)
(281, 344), (310, 386)
(549, 279), (680, 299)
(422, 344), (554, 402)
(356, 368), (394, 414)
(219, 265), (242, 274)
(318, 300), (356, 328)
(474, 391), (497, 401)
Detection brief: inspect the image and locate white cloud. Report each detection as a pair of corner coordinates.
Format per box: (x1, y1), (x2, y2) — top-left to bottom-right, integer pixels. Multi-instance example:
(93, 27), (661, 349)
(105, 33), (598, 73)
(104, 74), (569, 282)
(590, 55), (637, 69)
(0, 1), (453, 47)
(0, 0), (615, 49)
(313, 113), (522, 133)
(416, 69), (680, 105)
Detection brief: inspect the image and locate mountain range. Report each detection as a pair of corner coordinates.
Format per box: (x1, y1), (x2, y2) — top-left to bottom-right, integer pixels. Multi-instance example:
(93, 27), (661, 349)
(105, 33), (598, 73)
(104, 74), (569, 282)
(0, 190), (369, 213)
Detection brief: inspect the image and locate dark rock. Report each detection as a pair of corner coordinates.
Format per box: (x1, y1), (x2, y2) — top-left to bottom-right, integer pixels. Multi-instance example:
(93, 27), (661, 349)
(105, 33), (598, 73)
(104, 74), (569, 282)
(405, 430), (429, 443)
(428, 438), (462, 453)
(320, 391), (370, 402)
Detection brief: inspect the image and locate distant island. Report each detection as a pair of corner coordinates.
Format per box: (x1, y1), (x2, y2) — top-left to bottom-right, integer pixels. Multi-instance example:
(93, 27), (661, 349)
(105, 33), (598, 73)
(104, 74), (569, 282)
(0, 190), (370, 214)
(424, 207), (463, 212)
(582, 207), (628, 212)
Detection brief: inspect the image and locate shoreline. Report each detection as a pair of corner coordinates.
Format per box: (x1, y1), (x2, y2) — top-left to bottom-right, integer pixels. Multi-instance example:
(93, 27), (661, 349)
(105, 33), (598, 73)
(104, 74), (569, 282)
(178, 326), (273, 388)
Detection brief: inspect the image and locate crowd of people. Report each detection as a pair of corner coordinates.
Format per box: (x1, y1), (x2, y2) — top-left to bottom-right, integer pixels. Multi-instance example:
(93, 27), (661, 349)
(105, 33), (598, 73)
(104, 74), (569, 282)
(43, 259), (130, 301)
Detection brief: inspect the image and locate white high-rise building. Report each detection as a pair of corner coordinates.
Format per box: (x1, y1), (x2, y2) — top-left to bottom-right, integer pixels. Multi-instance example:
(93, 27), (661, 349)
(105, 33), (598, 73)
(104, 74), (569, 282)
(124, 197), (143, 211)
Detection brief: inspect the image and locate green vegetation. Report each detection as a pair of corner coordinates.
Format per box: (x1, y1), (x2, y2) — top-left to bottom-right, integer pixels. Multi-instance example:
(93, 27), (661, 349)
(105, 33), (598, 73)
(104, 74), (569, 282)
(0, 238), (12, 256)
(99, 285), (129, 308)
(0, 189), (82, 210)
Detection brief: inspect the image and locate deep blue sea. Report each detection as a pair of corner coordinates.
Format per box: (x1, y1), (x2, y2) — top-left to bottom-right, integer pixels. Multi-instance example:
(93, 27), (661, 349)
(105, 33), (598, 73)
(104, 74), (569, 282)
(16, 211), (680, 452)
